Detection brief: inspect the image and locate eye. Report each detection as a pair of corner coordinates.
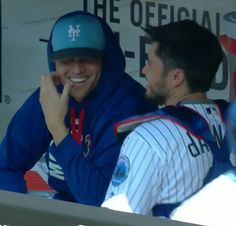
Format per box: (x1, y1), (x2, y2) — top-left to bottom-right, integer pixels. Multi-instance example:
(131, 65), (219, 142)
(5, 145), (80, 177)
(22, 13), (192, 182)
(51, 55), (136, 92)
(84, 58), (101, 64)
(147, 60), (152, 66)
(57, 59), (72, 65)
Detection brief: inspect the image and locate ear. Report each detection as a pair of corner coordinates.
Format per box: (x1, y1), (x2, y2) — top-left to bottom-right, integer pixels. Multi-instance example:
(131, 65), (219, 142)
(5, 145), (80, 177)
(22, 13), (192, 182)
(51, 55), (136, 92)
(169, 68), (185, 88)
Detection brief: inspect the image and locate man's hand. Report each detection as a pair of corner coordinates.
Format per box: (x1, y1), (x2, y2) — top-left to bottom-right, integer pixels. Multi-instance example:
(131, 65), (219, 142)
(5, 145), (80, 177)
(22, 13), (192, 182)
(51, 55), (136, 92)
(39, 72), (71, 145)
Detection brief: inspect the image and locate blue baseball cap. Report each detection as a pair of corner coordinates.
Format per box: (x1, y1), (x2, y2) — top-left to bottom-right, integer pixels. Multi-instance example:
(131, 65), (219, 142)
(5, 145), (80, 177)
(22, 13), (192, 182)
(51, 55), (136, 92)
(50, 14), (105, 61)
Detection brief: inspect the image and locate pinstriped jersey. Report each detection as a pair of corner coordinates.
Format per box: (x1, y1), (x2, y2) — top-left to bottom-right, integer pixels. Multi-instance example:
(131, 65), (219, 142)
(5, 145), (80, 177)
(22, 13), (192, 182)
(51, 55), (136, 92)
(103, 100), (226, 216)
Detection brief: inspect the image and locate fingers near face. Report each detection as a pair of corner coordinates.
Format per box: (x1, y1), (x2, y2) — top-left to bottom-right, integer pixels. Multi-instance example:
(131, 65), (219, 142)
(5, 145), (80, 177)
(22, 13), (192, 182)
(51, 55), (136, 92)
(55, 58), (102, 102)
(50, 72), (62, 85)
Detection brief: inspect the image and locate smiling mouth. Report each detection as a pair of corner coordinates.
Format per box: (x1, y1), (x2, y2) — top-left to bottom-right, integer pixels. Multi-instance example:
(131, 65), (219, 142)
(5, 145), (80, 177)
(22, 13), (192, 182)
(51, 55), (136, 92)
(69, 76), (89, 83)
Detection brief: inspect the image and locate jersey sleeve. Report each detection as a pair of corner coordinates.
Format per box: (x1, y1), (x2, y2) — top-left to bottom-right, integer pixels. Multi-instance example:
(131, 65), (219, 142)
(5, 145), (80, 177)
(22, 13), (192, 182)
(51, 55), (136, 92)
(102, 129), (165, 215)
(49, 117), (122, 206)
(0, 89), (51, 193)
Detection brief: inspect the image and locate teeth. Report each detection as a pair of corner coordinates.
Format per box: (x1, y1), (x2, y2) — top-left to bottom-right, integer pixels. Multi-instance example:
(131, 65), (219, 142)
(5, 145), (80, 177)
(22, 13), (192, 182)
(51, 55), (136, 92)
(69, 77), (88, 83)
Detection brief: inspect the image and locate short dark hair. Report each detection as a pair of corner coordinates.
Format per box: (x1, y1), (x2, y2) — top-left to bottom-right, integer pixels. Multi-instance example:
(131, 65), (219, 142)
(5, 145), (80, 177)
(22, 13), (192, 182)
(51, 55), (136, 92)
(143, 20), (223, 92)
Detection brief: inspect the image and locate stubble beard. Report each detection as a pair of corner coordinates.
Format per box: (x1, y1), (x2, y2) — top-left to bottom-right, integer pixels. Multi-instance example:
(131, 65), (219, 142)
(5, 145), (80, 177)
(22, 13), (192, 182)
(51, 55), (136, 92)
(145, 91), (166, 106)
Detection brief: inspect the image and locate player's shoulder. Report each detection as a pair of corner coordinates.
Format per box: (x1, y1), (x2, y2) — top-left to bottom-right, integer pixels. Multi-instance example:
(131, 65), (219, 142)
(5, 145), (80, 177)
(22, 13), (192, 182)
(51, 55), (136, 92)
(126, 118), (179, 149)
(134, 117), (177, 132)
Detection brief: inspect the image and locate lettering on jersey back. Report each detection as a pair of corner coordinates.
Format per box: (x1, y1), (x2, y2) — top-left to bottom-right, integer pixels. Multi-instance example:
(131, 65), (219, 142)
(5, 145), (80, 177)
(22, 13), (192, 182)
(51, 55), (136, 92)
(187, 132), (211, 157)
(212, 124), (224, 148)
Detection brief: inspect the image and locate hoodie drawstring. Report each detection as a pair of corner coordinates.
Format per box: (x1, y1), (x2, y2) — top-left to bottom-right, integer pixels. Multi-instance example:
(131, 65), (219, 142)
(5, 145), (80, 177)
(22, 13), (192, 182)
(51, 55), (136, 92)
(70, 108), (85, 144)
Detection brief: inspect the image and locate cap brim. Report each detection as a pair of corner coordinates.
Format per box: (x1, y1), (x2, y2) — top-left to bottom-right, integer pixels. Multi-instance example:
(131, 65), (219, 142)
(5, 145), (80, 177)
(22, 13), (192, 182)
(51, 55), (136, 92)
(50, 48), (104, 61)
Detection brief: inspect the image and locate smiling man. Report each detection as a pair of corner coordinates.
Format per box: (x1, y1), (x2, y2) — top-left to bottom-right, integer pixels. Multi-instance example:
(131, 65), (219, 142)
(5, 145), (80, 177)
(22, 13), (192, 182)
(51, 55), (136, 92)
(0, 11), (155, 206)
(102, 19), (231, 217)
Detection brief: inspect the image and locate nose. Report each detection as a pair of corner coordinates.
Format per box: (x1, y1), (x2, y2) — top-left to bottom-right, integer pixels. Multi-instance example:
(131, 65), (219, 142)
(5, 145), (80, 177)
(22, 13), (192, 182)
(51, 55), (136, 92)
(72, 60), (86, 74)
(141, 64), (147, 76)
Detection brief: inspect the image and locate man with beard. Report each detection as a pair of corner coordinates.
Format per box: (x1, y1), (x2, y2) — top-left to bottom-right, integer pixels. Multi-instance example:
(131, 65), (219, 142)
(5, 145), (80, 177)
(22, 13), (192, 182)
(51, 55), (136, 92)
(102, 19), (231, 217)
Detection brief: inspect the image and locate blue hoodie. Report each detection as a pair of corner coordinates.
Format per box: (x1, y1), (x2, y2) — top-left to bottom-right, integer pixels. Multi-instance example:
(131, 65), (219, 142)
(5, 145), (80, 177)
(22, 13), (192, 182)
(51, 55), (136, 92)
(0, 11), (155, 206)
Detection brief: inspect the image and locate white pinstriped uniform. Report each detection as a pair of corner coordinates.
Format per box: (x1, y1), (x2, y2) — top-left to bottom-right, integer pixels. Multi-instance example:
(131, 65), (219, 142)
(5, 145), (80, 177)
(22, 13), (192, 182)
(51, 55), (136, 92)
(103, 100), (226, 215)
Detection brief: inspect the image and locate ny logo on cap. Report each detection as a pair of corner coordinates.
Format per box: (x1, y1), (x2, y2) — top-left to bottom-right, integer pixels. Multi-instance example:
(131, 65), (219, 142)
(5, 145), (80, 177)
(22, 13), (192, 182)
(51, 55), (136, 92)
(68, 25), (80, 41)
